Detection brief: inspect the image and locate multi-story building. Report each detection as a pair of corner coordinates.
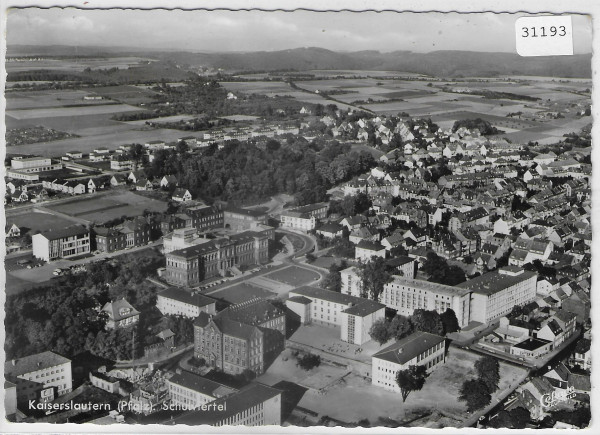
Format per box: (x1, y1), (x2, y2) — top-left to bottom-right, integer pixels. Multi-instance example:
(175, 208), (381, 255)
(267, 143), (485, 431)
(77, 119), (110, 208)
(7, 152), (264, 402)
(167, 371), (236, 410)
(156, 287), (217, 318)
(287, 286), (385, 345)
(372, 331), (446, 392)
(457, 266), (537, 324)
(163, 228), (212, 254)
(172, 383), (282, 426)
(32, 225), (91, 262)
(280, 202), (329, 232)
(94, 217), (151, 253)
(165, 231), (269, 287)
(381, 275), (472, 327)
(185, 204), (224, 231)
(355, 241), (387, 262)
(223, 206), (268, 231)
(194, 299), (286, 375)
(102, 299), (140, 329)
(10, 156), (62, 173)
(340, 266), (364, 297)
(4, 351), (72, 404)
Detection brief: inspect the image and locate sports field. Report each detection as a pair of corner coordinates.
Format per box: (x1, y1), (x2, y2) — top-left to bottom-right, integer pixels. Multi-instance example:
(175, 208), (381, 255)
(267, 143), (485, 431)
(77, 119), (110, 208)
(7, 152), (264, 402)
(47, 191), (168, 224)
(265, 265), (321, 286)
(10, 210), (80, 233)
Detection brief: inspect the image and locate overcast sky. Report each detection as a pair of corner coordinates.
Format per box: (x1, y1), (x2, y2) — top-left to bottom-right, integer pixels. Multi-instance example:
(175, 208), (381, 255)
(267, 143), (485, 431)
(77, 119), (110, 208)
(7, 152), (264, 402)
(6, 8), (593, 54)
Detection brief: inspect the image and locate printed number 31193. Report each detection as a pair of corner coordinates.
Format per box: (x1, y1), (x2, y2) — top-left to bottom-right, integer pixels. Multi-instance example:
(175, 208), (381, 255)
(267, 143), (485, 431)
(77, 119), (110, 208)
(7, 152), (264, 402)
(521, 26), (566, 38)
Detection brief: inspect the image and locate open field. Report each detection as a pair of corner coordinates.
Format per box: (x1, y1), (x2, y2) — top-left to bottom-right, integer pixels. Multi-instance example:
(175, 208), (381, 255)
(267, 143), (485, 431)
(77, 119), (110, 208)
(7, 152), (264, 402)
(4, 127), (188, 157)
(6, 103), (142, 120)
(208, 282), (277, 304)
(6, 90), (118, 110)
(5, 57), (155, 73)
(7, 209), (80, 233)
(265, 265), (321, 286)
(87, 84), (158, 105)
(47, 191), (168, 224)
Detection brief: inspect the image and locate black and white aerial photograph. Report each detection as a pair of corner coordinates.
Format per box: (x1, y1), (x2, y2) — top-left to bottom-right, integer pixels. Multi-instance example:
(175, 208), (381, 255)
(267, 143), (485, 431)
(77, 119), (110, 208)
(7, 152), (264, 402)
(1, 1), (597, 433)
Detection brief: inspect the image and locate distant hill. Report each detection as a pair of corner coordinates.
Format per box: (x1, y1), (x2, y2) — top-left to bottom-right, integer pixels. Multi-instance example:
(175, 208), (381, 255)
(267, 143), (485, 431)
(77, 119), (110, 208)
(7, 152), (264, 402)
(7, 45), (592, 78)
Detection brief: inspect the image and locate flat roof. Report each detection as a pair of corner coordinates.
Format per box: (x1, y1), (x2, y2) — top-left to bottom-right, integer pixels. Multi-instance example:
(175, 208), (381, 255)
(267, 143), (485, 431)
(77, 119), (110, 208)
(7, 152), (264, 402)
(513, 338), (551, 351)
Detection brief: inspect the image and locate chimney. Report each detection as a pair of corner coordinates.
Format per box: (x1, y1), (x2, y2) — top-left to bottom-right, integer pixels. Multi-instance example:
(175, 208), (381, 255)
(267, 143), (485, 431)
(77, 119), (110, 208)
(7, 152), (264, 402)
(397, 348), (403, 354)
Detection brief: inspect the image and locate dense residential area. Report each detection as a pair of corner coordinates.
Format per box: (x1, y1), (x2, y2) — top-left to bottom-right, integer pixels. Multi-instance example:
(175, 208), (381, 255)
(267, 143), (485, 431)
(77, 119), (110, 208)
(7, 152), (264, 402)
(3, 12), (593, 431)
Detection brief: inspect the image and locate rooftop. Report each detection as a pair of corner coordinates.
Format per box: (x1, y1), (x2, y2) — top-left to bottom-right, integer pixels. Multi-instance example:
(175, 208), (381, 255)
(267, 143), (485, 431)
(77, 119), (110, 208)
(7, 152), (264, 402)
(37, 225), (89, 241)
(373, 331), (445, 365)
(387, 275), (471, 298)
(5, 351), (71, 377)
(290, 286), (385, 317)
(168, 371), (236, 398)
(457, 268), (537, 296)
(102, 299), (140, 322)
(170, 382), (282, 425)
(158, 287), (216, 308)
(513, 337), (551, 351)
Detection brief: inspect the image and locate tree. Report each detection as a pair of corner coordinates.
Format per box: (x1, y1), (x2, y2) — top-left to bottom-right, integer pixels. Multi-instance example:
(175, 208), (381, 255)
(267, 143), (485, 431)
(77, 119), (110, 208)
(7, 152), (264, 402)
(389, 315), (413, 340)
(509, 406), (531, 429)
(395, 365), (428, 402)
(369, 319), (392, 345)
(459, 379), (491, 412)
(411, 309), (444, 335)
(474, 355), (500, 393)
(358, 256), (392, 301)
(440, 309), (460, 334)
(297, 353), (321, 370)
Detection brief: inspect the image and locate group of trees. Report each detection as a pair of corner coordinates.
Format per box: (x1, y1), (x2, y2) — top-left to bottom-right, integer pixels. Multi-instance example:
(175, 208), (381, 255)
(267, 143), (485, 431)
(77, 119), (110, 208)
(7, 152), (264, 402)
(420, 252), (466, 285)
(329, 192), (372, 217)
(296, 353), (321, 371)
(147, 138), (376, 206)
(320, 260), (349, 293)
(452, 118), (500, 136)
(369, 308), (460, 345)
(459, 356), (500, 413)
(5, 250), (165, 361)
(357, 257), (393, 301)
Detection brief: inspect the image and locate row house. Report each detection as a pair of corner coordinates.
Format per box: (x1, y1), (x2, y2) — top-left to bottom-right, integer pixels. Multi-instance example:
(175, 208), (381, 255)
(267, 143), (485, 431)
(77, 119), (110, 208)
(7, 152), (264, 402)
(42, 179), (87, 195)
